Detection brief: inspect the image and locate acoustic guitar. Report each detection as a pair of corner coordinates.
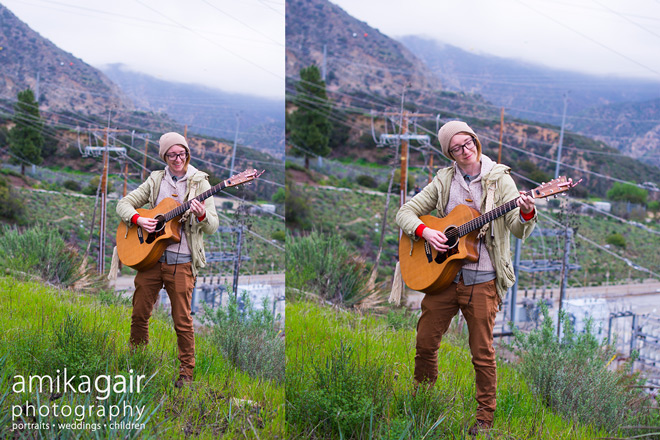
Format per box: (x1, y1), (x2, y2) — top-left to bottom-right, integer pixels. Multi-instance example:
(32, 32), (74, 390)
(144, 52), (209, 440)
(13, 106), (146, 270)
(398, 176), (581, 294)
(116, 168), (264, 271)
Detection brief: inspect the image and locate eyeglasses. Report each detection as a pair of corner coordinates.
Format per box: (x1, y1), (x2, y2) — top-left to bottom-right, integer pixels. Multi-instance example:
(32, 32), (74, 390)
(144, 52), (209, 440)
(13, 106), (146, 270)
(166, 152), (188, 161)
(449, 138), (475, 156)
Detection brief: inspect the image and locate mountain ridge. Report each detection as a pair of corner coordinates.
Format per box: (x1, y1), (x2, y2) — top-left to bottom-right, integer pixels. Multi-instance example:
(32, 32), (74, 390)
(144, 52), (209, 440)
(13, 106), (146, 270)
(0, 4), (131, 116)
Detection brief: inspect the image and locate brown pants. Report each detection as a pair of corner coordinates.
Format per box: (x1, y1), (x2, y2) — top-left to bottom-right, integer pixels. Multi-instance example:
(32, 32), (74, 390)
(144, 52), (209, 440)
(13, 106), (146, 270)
(415, 278), (499, 423)
(131, 262), (196, 377)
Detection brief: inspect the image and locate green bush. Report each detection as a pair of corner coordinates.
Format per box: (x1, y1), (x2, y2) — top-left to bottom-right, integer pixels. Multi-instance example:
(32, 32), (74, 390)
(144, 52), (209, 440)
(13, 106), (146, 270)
(285, 182), (311, 229)
(286, 231), (368, 305)
(356, 174), (378, 188)
(200, 292), (284, 383)
(606, 232), (626, 248)
(607, 182), (648, 205)
(0, 176), (25, 222)
(62, 179), (81, 191)
(0, 224), (83, 287)
(82, 176), (112, 195)
(271, 230), (285, 242)
(511, 303), (657, 432)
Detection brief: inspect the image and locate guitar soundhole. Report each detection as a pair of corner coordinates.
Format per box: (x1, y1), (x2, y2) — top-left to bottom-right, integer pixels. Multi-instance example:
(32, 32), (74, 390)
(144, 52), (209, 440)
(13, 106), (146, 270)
(145, 215), (166, 244)
(433, 226), (459, 264)
(154, 215), (166, 232)
(444, 226), (458, 249)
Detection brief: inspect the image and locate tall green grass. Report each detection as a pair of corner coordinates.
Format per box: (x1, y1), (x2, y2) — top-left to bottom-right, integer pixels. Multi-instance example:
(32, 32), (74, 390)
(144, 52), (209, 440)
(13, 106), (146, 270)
(511, 303), (660, 433)
(286, 300), (611, 439)
(286, 231), (369, 305)
(0, 277), (284, 439)
(0, 224), (86, 287)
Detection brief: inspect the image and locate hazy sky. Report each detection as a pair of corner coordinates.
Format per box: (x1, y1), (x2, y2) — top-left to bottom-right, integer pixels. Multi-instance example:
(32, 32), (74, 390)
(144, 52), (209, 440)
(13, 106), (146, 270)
(2, 0), (285, 98)
(331, 0), (660, 82)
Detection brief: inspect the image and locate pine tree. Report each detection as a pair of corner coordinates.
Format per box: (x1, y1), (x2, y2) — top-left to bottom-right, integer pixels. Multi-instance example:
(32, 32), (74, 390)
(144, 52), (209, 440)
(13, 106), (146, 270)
(9, 88), (44, 175)
(287, 65), (332, 169)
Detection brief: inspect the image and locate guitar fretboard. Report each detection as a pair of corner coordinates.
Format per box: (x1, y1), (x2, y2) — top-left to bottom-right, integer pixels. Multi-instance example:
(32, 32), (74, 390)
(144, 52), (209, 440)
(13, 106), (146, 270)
(449, 190), (532, 238)
(163, 180), (227, 222)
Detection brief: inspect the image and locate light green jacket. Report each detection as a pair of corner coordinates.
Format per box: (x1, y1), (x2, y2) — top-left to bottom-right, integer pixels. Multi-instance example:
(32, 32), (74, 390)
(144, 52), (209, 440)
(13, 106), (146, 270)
(116, 169), (219, 277)
(396, 163), (537, 299)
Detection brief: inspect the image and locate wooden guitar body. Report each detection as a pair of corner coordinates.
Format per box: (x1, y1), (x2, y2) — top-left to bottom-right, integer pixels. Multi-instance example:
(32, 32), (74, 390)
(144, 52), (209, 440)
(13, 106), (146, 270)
(116, 197), (182, 271)
(398, 176), (581, 295)
(398, 204), (481, 294)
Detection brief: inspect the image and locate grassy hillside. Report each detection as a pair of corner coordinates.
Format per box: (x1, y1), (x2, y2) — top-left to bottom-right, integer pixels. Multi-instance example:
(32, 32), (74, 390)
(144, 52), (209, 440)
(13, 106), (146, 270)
(286, 300), (608, 439)
(0, 277), (284, 438)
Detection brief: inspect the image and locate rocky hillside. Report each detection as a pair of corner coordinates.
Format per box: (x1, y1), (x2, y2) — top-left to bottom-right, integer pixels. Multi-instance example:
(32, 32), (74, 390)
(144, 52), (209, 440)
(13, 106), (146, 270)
(286, 0), (440, 99)
(570, 98), (660, 168)
(0, 4), (131, 116)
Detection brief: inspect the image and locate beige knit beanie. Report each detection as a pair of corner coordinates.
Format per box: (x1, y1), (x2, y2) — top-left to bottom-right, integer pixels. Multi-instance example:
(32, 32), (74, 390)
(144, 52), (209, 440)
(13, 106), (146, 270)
(159, 132), (190, 163)
(158, 131), (190, 170)
(437, 120), (481, 161)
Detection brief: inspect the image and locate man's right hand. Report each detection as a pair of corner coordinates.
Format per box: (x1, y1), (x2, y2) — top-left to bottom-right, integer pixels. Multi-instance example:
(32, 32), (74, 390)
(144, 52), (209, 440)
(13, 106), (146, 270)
(421, 227), (449, 252)
(136, 216), (159, 233)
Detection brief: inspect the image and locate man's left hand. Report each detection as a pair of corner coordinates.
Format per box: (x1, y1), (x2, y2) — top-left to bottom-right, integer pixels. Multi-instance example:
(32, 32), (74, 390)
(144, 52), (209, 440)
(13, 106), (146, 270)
(190, 199), (206, 217)
(517, 192), (535, 214)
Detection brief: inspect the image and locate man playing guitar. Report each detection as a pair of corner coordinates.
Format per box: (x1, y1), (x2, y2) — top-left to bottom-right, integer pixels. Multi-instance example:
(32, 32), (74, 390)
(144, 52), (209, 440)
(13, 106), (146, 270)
(396, 120), (537, 436)
(117, 132), (219, 388)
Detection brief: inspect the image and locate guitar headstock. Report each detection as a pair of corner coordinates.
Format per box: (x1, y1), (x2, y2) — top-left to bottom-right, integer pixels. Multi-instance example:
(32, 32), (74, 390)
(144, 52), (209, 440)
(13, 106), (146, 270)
(531, 176), (582, 199)
(225, 169), (265, 188)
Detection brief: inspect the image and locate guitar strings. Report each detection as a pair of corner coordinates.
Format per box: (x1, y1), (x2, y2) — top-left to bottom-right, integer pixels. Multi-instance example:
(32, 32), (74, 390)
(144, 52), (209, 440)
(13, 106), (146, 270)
(442, 189), (534, 239)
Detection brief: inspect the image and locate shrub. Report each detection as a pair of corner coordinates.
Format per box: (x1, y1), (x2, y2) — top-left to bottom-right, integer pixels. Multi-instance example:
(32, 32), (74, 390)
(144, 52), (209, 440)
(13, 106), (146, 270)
(511, 303), (656, 432)
(271, 230), (285, 242)
(286, 231), (368, 305)
(82, 176), (112, 195)
(0, 176), (25, 222)
(285, 182), (311, 229)
(606, 232), (626, 248)
(0, 224), (84, 287)
(221, 201), (233, 211)
(63, 179), (81, 191)
(200, 292), (284, 383)
(356, 174), (378, 188)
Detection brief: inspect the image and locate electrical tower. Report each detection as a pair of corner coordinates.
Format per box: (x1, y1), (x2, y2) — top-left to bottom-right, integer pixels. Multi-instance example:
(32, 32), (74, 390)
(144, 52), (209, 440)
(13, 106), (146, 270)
(78, 127), (128, 274)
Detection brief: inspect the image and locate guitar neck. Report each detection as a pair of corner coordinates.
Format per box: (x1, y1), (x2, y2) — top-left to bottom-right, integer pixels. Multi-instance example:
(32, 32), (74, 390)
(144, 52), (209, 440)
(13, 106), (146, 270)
(163, 180), (227, 222)
(458, 190), (531, 237)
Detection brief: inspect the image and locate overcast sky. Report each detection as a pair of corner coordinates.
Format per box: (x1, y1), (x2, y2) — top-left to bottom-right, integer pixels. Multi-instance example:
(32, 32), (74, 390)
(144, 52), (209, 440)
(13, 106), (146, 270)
(331, 0), (660, 82)
(3, 0), (285, 99)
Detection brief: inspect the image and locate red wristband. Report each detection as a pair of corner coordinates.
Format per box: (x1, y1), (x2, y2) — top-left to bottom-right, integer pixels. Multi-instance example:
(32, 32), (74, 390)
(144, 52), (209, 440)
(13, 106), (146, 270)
(521, 208), (535, 221)
(415, 224), (427, 237)
(197, 213), (206, 222)
(131, 214), (140, 225)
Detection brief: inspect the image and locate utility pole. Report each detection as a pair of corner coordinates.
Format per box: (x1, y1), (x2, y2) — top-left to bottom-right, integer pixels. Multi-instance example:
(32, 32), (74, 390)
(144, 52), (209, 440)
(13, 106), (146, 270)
(322, 44), (327, 81)
(556, 227), (573, 337)
(230, 113), (240, 177)
(498, 108), (504, 164)
(99, 128), (109, 274)
(378, 111), (433, 208)
(79, 125), (128, 274)
(555, 93), (568, 179)
(141, 134), (149, 181)
(232, 226), (243, 297)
